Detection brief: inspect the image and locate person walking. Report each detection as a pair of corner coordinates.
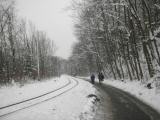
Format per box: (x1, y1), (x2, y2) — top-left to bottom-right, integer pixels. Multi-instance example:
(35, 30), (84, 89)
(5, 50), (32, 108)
(98, 72), (104, 83)
(90, 74), (95, 84)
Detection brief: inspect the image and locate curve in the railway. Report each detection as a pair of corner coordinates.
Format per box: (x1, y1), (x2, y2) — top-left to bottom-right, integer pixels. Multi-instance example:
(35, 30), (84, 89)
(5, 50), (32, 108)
(0, 77), (79, 118)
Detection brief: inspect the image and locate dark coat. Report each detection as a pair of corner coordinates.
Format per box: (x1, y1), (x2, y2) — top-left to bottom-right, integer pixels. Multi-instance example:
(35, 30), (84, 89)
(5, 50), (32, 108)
(98, 73), (104, 81)
(91, 74), (95, 80)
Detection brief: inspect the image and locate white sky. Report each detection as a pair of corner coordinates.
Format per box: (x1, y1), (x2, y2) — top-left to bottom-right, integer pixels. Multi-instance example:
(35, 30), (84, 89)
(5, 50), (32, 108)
(15, 0), (77, 59)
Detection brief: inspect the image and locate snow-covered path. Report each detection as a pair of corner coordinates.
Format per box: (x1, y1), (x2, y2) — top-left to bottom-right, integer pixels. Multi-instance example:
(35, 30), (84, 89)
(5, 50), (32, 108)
(81, 76), (160, 114)
(0, 76), (96, 120)
(78, 77), (160, 120)
(103, 79), (160, 113)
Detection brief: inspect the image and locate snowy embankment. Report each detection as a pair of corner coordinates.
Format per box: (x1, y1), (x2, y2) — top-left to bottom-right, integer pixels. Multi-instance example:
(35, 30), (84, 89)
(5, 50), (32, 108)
(103, 79), (160, 113)
(0, 75), (97, 120)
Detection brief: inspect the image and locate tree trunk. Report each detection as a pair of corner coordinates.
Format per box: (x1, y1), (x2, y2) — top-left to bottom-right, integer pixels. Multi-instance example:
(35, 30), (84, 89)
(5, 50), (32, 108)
(142, 42), (154, 77)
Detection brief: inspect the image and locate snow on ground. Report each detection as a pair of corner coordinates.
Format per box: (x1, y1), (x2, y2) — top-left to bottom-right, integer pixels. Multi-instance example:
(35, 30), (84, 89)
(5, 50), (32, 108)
(47, 77), (97, 120)
(0, 75), (97, 120)
(102, 78), (160, 113)
(0, 76), (66, 107)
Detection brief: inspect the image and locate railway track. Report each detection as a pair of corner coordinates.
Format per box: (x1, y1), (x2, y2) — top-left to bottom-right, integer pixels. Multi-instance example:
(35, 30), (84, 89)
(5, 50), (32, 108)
(0, 77), (79, 118)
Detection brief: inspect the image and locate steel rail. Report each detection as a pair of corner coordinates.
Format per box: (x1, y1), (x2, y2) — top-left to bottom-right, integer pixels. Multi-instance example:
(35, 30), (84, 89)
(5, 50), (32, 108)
(0, 77), (79, 118)
(0, 79), (71, 110)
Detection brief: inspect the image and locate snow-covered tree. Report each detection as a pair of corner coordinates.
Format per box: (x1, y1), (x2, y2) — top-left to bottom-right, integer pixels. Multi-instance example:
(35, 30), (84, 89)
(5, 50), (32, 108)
(70, 0), (160, 80)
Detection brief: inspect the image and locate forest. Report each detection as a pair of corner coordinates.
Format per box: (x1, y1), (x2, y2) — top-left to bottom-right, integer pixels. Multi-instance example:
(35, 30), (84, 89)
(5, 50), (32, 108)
(69, 0), (160, 81)
(0, 0), (63, 84)
(1, 0), (160, 84)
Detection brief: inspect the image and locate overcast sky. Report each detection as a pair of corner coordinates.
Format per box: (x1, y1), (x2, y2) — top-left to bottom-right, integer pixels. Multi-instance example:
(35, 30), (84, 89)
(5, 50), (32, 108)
(16, 0), (77, 59)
